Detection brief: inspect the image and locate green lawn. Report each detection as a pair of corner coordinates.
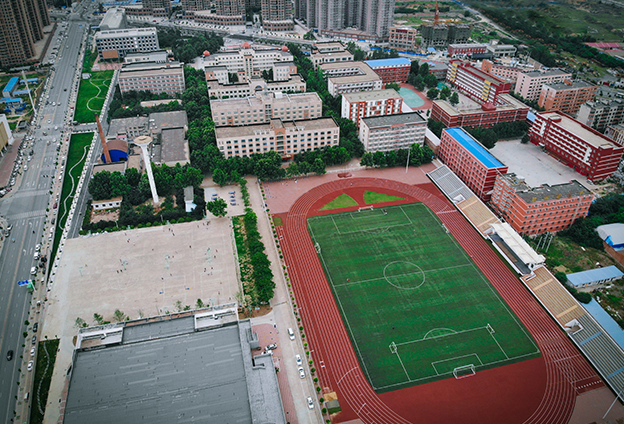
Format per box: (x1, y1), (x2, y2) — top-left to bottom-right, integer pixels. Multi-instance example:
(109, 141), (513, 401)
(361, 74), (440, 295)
(51, 133), (93, 264)
(308, 203), (539, 392)
(30, 339), (60, 424)
(363, 191), (403, 205)
(319, 194), (358, 210)
(74, 70), (114, 123)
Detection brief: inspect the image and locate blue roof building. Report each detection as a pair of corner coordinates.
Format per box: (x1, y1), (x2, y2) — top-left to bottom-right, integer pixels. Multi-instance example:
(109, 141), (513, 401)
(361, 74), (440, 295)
(597, 223), (624, 251)
(364, 57), (412, 84)
(582, 299), (624, 351)
(2, 77), (19, 98)
(567, 266), (624, 288)
(438, 127), (508, 201)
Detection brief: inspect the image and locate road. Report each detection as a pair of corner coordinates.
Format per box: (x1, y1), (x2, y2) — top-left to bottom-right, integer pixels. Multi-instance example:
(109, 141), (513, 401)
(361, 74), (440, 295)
(0, 11), (88, 423)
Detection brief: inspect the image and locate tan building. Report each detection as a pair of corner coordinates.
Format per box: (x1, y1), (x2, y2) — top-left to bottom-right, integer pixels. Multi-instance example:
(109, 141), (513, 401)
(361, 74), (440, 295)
(261, 0), (293, 31)
(577, 99), (624, 131)
(341, 89), (402, 127)
(480, 58), (539, 84)
(359, 112), (426, 152)
(210, 92), (322, 126)
(119, 62), (185, 96)
(204, 44), (295, 83)
(0, 0), (50, 67)
(181, 0), (210, 11)
(514, 69), (571, 101)
(319, 61), (383, 96)
(216, 117), (340, 158)
(310, 42), (354, 70)
(95, 27), (159, 60)
(538, 80), (597, 116)
(606, 123), (624, 146)
(207, 74), (306, 99)
(389, 27), (418, 51)
(192, 9), (245, 25)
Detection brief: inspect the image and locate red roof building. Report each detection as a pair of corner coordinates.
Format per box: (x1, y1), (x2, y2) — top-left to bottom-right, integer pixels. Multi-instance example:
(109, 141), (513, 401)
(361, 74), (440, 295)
(529, 111), (624, 181)
(490, 174), (594, 236)
(448, 43), (487, 56)
(446, 59), (511, 105)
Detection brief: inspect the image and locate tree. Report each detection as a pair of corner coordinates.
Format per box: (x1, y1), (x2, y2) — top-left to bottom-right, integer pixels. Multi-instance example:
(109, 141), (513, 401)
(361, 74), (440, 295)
(113, 309), (127, 322)
(424, 74), (438, 88)
(360, 152), (374, 167)
(229, 72), (239, 83)
(93, 313), (104, 325)
(427, 88), (439, 100)
(449, 92), (459, 106)
(418, 62), (429, 77)
(196, 298), (205, 309)
(312, 158), (326, 175)
(521, 134), (530, 144)
(74, 317), (87, 329)
(212, 167), (229, 186)
(207, 198), (228, 217)
(554, 271), (567, 284)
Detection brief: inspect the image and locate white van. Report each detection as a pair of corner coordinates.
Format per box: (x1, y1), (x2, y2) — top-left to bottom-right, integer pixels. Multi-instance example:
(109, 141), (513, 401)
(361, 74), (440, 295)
(288, 328), (295, 341)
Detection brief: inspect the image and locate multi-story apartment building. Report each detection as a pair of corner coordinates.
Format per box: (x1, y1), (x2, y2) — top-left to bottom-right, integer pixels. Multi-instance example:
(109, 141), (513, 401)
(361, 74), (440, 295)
(360, 0), (395, 41)
(490, 173), (593, 236)
(210, 92), (322, 126)
(577, 99), (624, 131)
(446, 59), (511, 105)
(359, 112), (426, 152)
(420, 23), (470, 48)
(418, 59), (448, 80)
(215, 0), (245, 21)
(95, 28), (159, 60)
(529, 111), (624, 181)
(181, 0), (210, 11)
(431, 93), (529, 129)
(480, 59), (539, 84)
(204, 44), (294, 83)
(207, 75), (306, 99)
(514, 69), (571, 101)
(341, 89), (402, 126)
(319, 61), (383, 96)
(310, 42), (354, 69)
(538, 80), (597, 116)
(438, 127), (508, 202)
(0, 0), (50, 67)
(364, 58), (411, 84)
(389, 27), (418, 51)
(486, 43), (517, 57)
(124, 50), (168, 64)
(99, 8), (127, 30)
(448, 43), (487, 56)
(605, 123), (624, 146)
(118, 62), (185, 96)
(215, 117), (339, 158)
(261, 0), (294, 31)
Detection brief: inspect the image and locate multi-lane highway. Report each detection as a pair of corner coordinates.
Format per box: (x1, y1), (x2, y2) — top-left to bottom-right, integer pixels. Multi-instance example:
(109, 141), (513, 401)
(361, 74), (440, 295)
(0, 11), (89, 423)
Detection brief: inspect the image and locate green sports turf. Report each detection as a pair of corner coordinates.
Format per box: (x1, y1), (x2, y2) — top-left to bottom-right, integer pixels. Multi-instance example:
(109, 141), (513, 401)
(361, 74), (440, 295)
(307, 203), (540, 393)
(319, 193), (358, 210)
(363, 191), (404, 205)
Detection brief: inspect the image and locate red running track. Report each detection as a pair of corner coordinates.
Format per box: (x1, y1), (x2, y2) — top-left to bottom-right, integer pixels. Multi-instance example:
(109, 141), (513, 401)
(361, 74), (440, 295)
(277, 178), (603, 424)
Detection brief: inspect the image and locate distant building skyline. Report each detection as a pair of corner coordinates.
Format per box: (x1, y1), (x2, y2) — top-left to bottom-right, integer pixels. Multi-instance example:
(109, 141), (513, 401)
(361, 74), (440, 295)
(0, 0), (50, 67)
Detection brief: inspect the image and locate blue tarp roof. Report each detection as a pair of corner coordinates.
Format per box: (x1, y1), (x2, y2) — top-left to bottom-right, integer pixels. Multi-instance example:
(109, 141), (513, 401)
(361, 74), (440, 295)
(567, 266), (624, 287)
(0, 98), (24, 104)
(582, 299), (624, 351)
(444, 127), (505, 169)
(20, 78), (38, 83)
(3, 77), (19, 93)
(527, 111), (536, 123)
(364, 57), (411, 68)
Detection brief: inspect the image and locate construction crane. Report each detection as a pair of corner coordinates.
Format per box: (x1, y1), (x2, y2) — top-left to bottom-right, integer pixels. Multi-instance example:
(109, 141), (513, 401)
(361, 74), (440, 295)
(434, 0), (440, 25)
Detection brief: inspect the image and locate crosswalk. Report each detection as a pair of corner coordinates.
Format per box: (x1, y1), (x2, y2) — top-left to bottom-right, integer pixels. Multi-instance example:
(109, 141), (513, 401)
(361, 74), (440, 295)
(9, 209), (47, 220)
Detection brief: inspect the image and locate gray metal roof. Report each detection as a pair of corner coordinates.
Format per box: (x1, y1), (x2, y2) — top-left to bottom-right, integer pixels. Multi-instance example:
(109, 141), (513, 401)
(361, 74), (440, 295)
(64, 318), (285, 424)
(567, 266), (624, 287)
(361, 112), (425, 128)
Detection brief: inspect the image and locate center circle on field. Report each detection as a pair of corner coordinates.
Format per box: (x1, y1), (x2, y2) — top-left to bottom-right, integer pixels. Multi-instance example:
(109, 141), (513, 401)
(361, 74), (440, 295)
(383, 261), (425, 289)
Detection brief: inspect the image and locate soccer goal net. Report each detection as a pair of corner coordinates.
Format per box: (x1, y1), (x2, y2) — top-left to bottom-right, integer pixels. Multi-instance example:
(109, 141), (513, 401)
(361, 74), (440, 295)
(315, 242), (321, 254)
(453, 364), (476, 379)
(358, 205), (374, 212)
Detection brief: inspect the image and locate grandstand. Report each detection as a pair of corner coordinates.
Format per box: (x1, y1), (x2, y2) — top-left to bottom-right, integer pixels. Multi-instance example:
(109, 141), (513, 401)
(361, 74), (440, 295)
(427, 166), (474, 203)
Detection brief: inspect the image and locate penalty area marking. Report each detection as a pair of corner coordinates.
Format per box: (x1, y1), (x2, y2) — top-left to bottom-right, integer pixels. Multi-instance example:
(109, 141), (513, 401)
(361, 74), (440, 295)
(431, 353), (483, 376)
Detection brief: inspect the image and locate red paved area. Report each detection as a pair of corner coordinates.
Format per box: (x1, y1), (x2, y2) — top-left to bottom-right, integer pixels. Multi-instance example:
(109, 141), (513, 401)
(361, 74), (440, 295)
(399, 83), (433, 111)
(275, 177), (603, 424)
(252, 323), (298, 424)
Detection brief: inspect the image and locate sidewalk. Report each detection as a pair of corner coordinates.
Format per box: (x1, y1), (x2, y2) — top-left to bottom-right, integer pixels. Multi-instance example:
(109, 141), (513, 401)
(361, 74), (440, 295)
(0, 136), (23, 187)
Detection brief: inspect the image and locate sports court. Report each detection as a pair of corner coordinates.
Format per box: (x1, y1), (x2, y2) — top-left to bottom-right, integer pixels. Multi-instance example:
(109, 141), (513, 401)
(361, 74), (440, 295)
(307, 203), (540, 392)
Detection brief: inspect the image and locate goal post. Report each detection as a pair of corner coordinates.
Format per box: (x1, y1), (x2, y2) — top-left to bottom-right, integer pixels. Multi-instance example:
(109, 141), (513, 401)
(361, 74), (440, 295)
(389, 341), (397, 354)
(358, 205), (374, 212)
(315, 242), (321, 254)
(453, 364), (476, 379)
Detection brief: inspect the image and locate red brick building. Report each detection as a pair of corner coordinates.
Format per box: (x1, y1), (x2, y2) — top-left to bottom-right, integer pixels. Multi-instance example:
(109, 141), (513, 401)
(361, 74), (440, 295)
(364, 58), (411, 85)
(529, 111), (624, 181)
(490, 174), (593, 236)
(438, 127), (508, 201)
(446, 59), (511, 105)
(431, 93), (528, 129)
(448, 43), (487, 56)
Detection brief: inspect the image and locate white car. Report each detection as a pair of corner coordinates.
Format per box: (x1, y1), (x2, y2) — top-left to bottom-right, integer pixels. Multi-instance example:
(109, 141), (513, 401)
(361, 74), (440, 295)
(47, 119), (51, 124)
(30, 347), (35, 357)
(298, 367), (305, 379)
(295, 354), (302, 367)
(27, 360), (34, 371)
(307, 396), (314, 409)
(35, 244), (41, 252)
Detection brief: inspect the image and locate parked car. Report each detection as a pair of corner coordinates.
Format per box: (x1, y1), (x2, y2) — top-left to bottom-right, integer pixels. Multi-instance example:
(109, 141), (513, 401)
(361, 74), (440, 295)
(27, 360), (33, 371)
(33, 323), (38, 332)
(307, 396), (314, 409)
(266, 343), (277, 350)
(295, 354), (302, 367)
(6, 350), (13, 361)
(31, 335), (37, 345)
(30, 347), (35, 357)
(288, 328), (295, 340)
(298, 367), (305, 379)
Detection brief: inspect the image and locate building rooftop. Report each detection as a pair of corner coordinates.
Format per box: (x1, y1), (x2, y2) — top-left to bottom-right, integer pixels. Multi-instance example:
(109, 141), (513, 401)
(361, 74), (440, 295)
(582, 299), (624, 351)
(99, 7), (126, 30)
(364, 57), (411, 68)
(519, 68), (570, 78)
(149, 110), (188, 133)
(120, 61), (184, 74)
(211, 91), (320, 109)
(319, 62), (381, 84)
(567, 266), (624, 287)
(489, 222), (545, 266)
(108, 116), (149, 138)
(539, 111), (620, 150)
(3, 77), (19, 93)
(543, 80), (597, 91)
(342, 89), (401, 103)
(444, 127), (505, 168)
(361, 112), (425, 128)
(434, 93), (528, 116)
(96, 27), (157, 37)
(64, 318), (285, 424)
(597, 223), (624, 248)
(313, 42), (346, 53)
(215, 117), (337, 138)
(498, 174), (591, 204)
(156, 127), (188, 164)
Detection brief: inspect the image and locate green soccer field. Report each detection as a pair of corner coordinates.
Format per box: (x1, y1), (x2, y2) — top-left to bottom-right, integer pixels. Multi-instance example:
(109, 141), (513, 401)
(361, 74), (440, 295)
(307, 203), (540, 392)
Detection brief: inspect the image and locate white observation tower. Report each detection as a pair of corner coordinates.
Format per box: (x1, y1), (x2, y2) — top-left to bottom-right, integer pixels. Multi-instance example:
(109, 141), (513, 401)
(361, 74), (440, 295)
(133, 135), (159, 205)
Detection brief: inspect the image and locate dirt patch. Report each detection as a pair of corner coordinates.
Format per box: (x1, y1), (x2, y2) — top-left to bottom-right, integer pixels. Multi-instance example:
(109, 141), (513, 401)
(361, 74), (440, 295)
(90, 209), (120, 223)
(239, 304), (272, 319)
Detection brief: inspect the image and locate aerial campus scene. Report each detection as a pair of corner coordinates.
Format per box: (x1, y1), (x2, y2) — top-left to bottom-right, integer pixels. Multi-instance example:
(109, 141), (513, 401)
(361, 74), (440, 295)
(3, 0), (624, 424)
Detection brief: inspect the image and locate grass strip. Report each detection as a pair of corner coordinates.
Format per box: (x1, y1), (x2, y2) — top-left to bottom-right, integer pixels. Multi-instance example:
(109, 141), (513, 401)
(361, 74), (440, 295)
(74, 70), (113, 123)
(29, 339), (60, 424)
(363, 191), (404, 205)
(319, 194), (358, 210)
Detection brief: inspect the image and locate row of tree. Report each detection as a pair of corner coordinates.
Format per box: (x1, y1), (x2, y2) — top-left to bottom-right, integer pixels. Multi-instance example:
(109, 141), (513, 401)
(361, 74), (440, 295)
(107, 88), (183, 121)
(360, 143), (434, 168)
(157, 30), (225, 64)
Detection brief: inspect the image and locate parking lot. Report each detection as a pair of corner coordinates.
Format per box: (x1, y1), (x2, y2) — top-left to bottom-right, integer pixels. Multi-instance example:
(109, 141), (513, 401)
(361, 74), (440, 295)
(490, 139), (601, 190)
(204, 183), (247, 217)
